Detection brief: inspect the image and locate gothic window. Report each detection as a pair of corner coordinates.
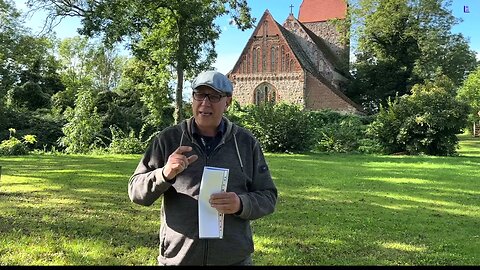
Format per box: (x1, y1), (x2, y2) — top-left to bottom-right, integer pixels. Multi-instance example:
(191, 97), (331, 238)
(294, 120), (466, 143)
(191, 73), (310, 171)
(255, 87), (265, 105)
(285, 53), (290, 72)
(270, 46), (277, 72)
(270, 89), (276, 103)
(252, 48), (257, 73)
(257, 48), (261, 73)
(262, 48), (267, 73)
(289, 59), (294, 72)
(263, 21), (268, 37)
(254, 83), (277, 105)
(246, 53), (250, 73)
(281, 46), (285, 72)
(242, 55), (246, 73)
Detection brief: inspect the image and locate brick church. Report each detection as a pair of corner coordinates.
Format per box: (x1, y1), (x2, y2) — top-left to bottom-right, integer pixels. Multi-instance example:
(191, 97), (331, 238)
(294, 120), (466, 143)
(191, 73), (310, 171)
(227, 0), (363, 114)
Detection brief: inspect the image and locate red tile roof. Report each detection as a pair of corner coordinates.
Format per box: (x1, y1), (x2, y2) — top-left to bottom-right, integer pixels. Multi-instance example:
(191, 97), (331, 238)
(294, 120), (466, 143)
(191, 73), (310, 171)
(298, 0), (347, 22)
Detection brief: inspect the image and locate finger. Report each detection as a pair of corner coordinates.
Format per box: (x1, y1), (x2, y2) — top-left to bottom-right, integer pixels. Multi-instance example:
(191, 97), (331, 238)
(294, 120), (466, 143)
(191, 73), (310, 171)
(211, 204), (236, 214)
(173, 146), (193, 155)
(187, 154), (198, 165)
(210, 192), (231, 200)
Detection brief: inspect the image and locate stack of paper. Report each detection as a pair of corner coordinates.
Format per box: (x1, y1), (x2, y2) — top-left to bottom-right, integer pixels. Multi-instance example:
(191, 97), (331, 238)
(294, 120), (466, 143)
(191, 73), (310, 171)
(198, 166), (229, 239)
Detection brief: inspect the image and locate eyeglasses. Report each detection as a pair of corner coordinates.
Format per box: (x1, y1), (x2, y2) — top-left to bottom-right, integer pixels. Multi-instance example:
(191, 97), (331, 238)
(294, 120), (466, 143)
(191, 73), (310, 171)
(192, 92), (226, 103)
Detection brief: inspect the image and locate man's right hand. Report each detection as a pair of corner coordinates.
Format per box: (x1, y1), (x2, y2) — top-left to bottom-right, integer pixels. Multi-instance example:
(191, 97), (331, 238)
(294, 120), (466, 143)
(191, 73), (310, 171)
(162, 146), (198, 180)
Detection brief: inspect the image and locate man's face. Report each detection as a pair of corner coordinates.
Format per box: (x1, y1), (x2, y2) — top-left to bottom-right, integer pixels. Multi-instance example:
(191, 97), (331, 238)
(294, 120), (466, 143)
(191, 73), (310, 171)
(192, 85), (231, 134)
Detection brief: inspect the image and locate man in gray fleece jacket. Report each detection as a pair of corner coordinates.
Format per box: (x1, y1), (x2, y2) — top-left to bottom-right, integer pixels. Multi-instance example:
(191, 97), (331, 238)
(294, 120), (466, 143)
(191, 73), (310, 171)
(128, 70), (278, 265)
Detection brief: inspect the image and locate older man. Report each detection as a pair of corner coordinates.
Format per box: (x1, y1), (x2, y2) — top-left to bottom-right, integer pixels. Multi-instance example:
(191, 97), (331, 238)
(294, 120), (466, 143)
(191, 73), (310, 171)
(128, 70), (277, 266)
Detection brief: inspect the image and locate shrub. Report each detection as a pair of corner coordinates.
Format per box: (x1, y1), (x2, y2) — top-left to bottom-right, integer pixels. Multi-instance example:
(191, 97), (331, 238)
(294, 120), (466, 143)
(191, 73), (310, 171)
(238, 102), (313, 153)
(0, 137), (28, 156)
(308, 110), (373, 153)
(368, 76), (469, 156)
(108, 125), (145, 154)
(0, 129), (37, 156)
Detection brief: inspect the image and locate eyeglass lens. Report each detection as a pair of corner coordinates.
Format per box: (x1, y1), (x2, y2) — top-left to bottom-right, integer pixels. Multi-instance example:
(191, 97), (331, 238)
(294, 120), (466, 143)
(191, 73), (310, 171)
(193, 92), (224, 103)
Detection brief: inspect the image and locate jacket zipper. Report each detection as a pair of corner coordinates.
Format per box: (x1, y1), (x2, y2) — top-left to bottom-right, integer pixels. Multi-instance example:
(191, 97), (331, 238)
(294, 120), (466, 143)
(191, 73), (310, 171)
(187, 132), (226, 265)
(203, 240), (208, 265)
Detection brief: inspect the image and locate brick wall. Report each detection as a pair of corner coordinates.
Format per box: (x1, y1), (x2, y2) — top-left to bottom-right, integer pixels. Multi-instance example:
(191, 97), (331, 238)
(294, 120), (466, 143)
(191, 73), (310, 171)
(302, 21), (349, 62)
(230, 72), (305, 107)
(304, 72), (358, 113)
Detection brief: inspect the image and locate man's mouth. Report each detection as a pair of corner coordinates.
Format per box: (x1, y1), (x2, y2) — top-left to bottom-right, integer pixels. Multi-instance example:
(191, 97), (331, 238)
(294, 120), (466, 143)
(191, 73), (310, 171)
(199, 111), (213, 116)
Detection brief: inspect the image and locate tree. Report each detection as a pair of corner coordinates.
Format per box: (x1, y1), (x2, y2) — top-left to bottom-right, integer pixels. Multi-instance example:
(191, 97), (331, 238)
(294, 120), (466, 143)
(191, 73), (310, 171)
(7, 81), (50, 110)
(457, 66), (480, 131)
(115, 57), (173, 131)
(0, 0), (23, 106)
(2, 1), (63, 106)
(58, 89), (102, 153)
(26, 0), (255, 124)
(1, 0), (65, 144)
(347, 0), (477, 113)
(52, 36), (125, 115)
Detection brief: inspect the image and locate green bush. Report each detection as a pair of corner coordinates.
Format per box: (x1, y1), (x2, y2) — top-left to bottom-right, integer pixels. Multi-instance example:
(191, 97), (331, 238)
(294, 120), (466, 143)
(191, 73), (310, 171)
(368, 76), (469, 156)
(0, 108), (64, 150)
(234, 102), (313, 153)
(0, 129), (36, 156)
(307, 110), (374, 153)
(0, 137), (28, 156)
(308, 111), (367, 153)
(227, 104), (374, 154)
(108, 125), (145, 154)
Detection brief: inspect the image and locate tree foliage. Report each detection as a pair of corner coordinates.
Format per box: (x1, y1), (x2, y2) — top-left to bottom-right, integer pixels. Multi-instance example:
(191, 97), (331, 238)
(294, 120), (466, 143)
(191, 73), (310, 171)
(457, 66), (480, 126)
(26, 0), (256, 124)
(58, 89), (102, 153)
(347, 0), (478, 113)
(1, 0), (64, 110)
(368, 76), (469, 156)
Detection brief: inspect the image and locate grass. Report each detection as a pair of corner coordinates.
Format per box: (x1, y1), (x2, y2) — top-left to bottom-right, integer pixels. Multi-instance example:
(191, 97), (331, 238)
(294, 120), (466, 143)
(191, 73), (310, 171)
(1, 136), (479, 265)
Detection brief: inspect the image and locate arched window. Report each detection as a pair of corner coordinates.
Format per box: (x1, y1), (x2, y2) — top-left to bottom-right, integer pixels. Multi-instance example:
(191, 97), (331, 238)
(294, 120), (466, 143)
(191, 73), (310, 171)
(289, 59), (294, 72)
(255, 87), (265, 105)
(257, 48), (261, 73)
(242, 55), (246, 73)
(252, 48), (257, 73)
(270, 90), (276, 103)
(254, 83), (277, 105)
(270, 46), (277, 72)
(285, 53), (290, 72)
(281, 46), (285, 72)
(263, 21), (268, 37)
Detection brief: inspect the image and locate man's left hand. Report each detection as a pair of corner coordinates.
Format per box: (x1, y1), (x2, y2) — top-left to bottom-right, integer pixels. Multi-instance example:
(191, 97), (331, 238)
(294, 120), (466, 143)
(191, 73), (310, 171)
(209, 192), (241, 214)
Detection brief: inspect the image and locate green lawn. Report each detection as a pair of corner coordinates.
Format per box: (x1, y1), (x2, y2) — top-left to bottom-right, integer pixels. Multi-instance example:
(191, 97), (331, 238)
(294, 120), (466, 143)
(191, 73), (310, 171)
(1, 136), (479, 265)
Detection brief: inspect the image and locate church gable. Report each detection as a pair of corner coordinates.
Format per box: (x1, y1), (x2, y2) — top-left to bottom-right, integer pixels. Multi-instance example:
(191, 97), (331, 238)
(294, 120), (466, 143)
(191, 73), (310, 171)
(231, 10), (301, 75)
(228, 5), (363, 115)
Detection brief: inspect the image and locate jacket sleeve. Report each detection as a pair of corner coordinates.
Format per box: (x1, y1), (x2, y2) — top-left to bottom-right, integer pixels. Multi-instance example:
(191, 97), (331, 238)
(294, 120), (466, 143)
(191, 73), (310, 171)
(128, 136), (173, 206)
(236, 140), (278, 220)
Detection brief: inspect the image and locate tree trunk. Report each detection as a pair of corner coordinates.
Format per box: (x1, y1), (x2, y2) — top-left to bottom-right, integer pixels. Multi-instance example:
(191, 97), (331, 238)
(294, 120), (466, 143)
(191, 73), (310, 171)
(174, 67), (184, 124)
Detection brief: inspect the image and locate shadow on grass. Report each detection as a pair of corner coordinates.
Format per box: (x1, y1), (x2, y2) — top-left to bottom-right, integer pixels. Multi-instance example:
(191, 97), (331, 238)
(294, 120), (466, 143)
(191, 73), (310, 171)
(0, 154), (160, 265)
(253, 153), (480, 265)
(1, 152), (479, 265)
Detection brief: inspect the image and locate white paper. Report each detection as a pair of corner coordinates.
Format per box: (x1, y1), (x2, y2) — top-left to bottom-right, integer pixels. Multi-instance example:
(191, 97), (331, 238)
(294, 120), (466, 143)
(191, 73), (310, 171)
(198, 166), (229, 239)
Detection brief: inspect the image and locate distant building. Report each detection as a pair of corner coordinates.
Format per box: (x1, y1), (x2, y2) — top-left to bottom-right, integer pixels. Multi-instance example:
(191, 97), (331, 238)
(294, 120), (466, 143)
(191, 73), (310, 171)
(228, 0), (363, 114)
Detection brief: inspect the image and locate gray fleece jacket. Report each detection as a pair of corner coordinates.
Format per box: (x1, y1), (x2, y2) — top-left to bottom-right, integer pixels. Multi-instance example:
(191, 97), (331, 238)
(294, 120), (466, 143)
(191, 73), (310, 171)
(128, 117), (277, 265)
